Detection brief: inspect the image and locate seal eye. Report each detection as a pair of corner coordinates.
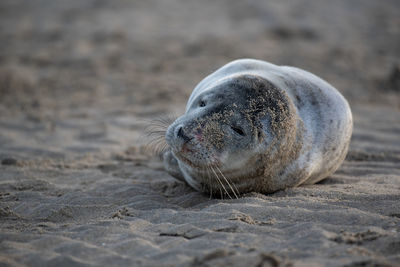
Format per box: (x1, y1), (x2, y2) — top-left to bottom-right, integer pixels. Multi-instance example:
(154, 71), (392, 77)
(231, 126), (245, 136)
(199, 100), (206, 107)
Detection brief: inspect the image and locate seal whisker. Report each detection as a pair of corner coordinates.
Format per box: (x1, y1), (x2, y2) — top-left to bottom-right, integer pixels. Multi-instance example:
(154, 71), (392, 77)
(205, 167), (213, 199)
(143, 123), (167, 135)
(141, 114), (176, 141)
(149, 120), (170, 127)
(159, 143), (168, 154)
(144, 137), (168, 155)
(216, 166), (239, 199)
(208, 165), (224, 199)
(146, 115), (177, 132)
(144, 125), (168, 134)
(147, 135), (165, 142)
(143, 125), (167, 136)
(145, 130), (168, 136)
(145, 136), (165, 146)
(206, 165), (216, 198)
(145, 114), (177, 126)
(206, 165), (219, 198)
(139, 130), (168, 157)
(210, 165), (232, 199)
(141, 113), (178, 156)
(155, 114), (177, 124)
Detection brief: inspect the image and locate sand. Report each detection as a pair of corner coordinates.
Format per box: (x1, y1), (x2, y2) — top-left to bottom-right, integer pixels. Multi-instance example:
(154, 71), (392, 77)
(0, 0), (399, 266)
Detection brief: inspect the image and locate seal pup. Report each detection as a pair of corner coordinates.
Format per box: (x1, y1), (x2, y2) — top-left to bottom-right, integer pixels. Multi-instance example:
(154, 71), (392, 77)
(163, 59), (352, 197)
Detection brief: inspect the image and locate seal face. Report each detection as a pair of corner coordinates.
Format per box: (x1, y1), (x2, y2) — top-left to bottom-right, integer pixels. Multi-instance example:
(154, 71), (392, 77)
(164, 59), (353, 197)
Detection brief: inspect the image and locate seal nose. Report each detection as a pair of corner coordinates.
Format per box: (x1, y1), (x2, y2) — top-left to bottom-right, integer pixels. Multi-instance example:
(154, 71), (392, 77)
(176, 126), (192, 143)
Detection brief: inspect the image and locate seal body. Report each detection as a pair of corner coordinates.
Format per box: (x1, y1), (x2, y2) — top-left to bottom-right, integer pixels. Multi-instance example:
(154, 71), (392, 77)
(164, 59), (352, 196)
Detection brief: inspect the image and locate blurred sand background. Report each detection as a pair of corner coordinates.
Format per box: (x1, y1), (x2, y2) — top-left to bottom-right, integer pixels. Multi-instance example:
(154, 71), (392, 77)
(0, 0), (399, 266)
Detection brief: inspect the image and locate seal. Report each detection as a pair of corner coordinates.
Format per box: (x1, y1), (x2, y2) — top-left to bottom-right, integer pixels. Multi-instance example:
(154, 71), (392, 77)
(163, 59), (352, 197)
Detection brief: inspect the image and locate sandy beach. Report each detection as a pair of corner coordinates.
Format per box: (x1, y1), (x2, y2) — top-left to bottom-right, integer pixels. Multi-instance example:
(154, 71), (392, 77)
(0, 0), (399, 266)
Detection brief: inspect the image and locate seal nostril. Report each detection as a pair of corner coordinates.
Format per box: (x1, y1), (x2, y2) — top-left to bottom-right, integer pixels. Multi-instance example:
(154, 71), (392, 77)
(231, 126), (245, 136)
(177, 127), (184, 138)
(176, 126), (192, 142)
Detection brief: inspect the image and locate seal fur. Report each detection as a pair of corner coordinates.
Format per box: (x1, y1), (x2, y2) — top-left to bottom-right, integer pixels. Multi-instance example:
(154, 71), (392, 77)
(163, 59), (353, 196)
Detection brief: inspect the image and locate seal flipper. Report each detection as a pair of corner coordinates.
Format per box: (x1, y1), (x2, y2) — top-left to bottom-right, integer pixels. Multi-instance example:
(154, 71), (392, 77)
(163, 149), (185, 182)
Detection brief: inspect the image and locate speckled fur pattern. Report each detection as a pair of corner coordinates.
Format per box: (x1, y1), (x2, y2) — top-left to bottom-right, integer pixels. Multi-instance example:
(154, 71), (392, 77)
(164, 59), (353, 196)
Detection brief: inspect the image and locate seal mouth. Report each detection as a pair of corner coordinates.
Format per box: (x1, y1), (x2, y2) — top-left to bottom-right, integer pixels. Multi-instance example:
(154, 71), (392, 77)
(174, 152), (198, 167)
(172, 150), (221, 169)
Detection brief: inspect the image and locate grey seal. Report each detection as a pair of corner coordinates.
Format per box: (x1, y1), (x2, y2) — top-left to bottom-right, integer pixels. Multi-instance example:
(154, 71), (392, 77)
(163, 59), (352, 197)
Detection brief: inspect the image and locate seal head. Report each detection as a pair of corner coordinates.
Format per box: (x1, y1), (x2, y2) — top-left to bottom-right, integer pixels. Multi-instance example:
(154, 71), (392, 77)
(165, 75), (302, 196)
